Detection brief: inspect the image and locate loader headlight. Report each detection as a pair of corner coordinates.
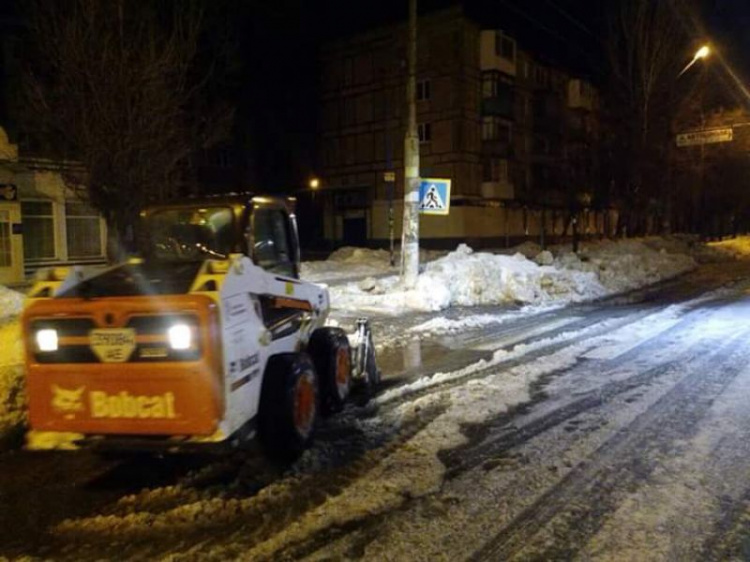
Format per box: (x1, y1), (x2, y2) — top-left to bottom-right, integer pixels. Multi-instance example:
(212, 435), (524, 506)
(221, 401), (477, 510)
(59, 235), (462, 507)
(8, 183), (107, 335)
(168, 324), (192, 350)
(36, 329), (59, 352)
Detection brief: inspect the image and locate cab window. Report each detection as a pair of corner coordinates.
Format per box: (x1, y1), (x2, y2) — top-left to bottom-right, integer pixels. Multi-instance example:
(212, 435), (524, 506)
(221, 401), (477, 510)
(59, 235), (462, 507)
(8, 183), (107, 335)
(251, 207), (296, 277)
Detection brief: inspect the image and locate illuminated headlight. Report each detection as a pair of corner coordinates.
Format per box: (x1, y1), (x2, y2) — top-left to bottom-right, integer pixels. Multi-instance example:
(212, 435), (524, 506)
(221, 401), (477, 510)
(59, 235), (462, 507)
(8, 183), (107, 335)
(168, 324), (192, 350)
(36, 329), (59, 352)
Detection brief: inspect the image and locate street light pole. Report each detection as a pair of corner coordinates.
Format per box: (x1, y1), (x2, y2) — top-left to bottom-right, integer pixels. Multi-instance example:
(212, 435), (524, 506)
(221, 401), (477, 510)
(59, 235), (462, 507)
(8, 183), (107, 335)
(401, 0), (420, 288)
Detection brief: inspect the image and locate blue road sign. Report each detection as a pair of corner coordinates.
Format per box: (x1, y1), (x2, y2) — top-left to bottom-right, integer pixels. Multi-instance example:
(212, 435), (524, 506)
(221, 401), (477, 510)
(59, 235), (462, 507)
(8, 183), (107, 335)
(418, 178), (451, 215)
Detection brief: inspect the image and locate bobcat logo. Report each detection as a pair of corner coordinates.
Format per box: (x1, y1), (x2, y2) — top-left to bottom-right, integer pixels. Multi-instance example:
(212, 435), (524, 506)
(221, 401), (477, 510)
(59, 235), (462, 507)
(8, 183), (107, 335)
(51, 385), (86, 419)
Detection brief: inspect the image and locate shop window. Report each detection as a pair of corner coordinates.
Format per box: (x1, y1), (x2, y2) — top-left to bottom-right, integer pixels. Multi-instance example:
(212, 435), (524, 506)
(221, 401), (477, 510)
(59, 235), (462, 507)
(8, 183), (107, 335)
(22, 201), (55, 260)
(66, 202), (104, 258)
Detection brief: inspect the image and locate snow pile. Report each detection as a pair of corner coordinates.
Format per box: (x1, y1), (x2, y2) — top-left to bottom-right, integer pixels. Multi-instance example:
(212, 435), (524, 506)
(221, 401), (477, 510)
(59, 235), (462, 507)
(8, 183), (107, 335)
(329, 238), (697, 314)
(0, 285), (26, 446)
(559, 238), (696, 295)
(0, 285), (24, 322)
(301, 246), (446, 283)
(0, 285), (26, 447)
(706, 237), (750, 260)
(301, 247), (394, 283)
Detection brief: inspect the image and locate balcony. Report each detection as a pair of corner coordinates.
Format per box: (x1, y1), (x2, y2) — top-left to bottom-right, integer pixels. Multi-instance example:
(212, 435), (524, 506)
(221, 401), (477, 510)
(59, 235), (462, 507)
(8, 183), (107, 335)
(482, 93), (514, 120)
(479, 30), (517, 76)
(481, 181), (514, 200)
(481, 139), (514, 158)
(568, 79), (596, 111)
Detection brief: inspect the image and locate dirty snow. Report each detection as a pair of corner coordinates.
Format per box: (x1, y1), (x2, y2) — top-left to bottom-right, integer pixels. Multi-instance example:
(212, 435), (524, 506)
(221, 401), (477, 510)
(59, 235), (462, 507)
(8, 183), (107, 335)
(328, 238), (701, 314)
(300, 247), (445, 284)
(0, 285), (26, 443)
(0, 285), (23, 322)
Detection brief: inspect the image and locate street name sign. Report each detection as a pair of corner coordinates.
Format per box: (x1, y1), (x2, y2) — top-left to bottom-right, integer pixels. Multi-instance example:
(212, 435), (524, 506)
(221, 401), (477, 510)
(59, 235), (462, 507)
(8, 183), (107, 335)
(676, 128), (733, 147)
(419, 178), (451, 215)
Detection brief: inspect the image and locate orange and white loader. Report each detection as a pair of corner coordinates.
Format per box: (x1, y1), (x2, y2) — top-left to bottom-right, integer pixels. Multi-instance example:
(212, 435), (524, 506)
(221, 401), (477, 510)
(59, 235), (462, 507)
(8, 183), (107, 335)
(22, 194), (379, 459)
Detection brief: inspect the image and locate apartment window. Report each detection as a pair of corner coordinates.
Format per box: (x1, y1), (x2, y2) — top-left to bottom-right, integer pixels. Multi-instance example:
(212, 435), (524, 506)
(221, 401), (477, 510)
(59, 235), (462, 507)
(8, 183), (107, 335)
(22, 201), (55, 260)
(417, 79), (431, 101)
(343, 56), (354, 86)
(481, 71), (513, 99)
(535, 66), (549, 87)
(482, 157), (509, 183)
(418, 123), (432, 143)
(211, 148), (231, 169)
(533, 134), (551, 154)
(343, 97), (356, 126)
(66, 202), (103, 258)
(0, 210), (10, 267)
(481, 116), (512, 143)
(495, 32), (515, 62)
(372, 90), (385, 120)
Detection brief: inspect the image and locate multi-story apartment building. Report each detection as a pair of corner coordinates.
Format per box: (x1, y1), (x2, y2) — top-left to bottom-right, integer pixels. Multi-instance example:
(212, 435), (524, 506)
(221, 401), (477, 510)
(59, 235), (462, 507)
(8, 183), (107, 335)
(311, 6), (603, 249)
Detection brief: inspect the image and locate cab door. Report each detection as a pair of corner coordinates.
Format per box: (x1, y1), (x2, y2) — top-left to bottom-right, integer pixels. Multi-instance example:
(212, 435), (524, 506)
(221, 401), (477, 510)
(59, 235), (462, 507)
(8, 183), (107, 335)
(248, 203), (299, 279)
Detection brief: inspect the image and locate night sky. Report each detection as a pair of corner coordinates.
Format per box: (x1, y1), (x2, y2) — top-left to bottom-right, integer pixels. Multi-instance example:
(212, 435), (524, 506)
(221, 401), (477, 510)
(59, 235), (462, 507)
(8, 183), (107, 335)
(4, 0), (750, 191)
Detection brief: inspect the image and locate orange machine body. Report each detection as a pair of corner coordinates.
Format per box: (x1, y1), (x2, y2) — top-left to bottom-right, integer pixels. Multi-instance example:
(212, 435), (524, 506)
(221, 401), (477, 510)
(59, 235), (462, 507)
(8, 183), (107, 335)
(23, 294), (223, 437)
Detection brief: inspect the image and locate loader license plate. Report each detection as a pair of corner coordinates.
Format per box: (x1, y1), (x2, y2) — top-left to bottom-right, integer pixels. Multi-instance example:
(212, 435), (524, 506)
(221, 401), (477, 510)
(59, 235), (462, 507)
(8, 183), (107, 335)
(90, 329), (136, 363)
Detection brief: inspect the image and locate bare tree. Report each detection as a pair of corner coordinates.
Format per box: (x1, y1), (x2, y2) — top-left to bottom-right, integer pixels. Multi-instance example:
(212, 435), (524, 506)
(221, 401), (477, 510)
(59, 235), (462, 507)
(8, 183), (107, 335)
(603, 0), (690, 235)
(21, 0), (234, 256)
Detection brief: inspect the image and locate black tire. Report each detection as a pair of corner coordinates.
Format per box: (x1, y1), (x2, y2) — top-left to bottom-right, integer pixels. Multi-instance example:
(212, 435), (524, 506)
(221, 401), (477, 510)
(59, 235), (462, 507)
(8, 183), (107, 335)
(258, 353), (319, 462)
(308, 328), (352, 415)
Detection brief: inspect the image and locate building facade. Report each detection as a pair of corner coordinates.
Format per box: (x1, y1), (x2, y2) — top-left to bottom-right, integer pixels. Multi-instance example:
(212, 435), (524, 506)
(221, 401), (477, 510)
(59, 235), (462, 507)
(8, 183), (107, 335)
(312, 6), (605, 249)
(0, 128), (107, 286)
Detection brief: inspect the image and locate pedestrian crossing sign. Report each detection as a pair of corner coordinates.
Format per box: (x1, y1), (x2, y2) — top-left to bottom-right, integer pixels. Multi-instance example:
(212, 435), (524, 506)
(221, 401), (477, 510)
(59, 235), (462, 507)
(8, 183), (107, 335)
(418, 178), (451, 215)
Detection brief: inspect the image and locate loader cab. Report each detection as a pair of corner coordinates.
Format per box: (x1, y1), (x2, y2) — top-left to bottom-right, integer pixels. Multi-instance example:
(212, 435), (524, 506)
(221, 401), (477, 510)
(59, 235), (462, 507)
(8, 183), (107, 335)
(140, 194), (300, 279)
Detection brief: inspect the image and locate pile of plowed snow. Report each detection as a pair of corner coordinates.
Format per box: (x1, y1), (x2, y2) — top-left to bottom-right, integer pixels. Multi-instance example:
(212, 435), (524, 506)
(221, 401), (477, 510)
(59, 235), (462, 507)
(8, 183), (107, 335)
(329, 238), (699, 313)
(300, 247), (445, 283)
(0, 285), (26, 445)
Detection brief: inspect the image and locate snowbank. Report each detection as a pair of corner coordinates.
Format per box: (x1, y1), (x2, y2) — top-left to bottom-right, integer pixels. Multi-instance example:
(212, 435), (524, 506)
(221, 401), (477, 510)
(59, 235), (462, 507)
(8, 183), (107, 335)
(0, 285), (26, 447)
(0, 284), (24, 322)
(706, 237), (750, 260)
(329, 238), (698, 314)
(300, 246), (445, 283)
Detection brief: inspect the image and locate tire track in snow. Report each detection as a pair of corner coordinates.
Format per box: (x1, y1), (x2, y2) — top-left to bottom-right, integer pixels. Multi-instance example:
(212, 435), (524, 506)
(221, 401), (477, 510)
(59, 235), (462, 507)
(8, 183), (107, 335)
(441, 302), (720, 477)
(470, 326), (750, 561)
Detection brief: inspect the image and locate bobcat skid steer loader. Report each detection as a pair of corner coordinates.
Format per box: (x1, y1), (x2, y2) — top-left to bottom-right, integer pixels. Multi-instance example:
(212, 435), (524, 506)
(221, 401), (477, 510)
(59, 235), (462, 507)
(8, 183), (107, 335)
(22, 194), (379, 460)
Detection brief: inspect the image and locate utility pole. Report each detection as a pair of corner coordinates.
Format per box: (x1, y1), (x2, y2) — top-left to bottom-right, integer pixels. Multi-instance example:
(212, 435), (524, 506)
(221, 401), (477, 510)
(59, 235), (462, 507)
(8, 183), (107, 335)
(401, 0), (420, 287)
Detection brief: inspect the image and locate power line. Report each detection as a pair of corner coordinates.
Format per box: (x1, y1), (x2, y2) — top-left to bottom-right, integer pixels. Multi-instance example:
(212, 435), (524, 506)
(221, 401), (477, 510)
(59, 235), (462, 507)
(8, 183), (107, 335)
(491, 0), (602, 71)
(542, 0), (596, 37)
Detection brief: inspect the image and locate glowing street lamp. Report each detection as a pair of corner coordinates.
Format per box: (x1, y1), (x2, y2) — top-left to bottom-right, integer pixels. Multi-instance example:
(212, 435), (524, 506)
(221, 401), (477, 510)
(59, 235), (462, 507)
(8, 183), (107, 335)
(309, 178), (320, 190)
(678, 45), (711, 77)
